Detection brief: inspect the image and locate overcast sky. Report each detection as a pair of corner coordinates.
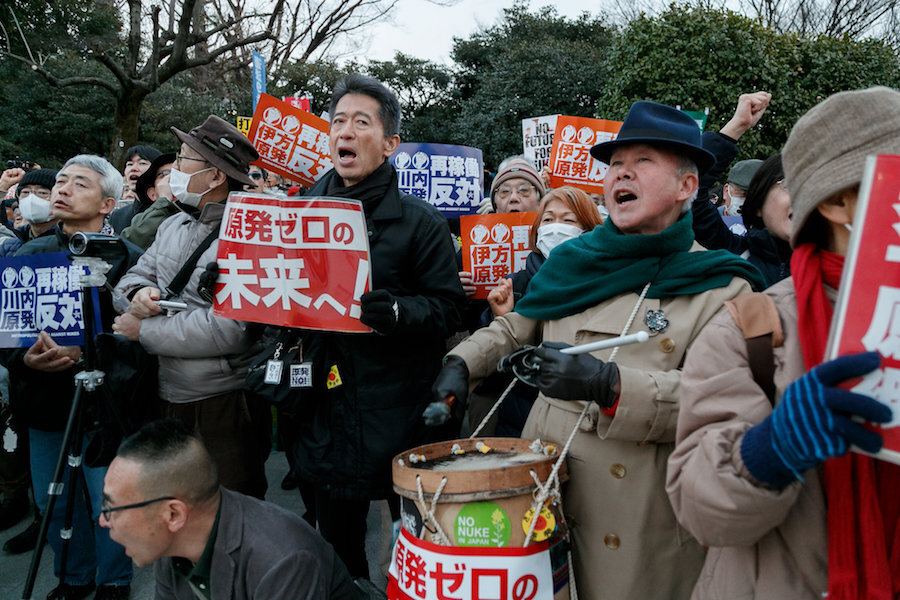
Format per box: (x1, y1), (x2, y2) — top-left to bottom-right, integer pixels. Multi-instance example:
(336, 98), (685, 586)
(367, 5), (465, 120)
(354, 0), (606, 65)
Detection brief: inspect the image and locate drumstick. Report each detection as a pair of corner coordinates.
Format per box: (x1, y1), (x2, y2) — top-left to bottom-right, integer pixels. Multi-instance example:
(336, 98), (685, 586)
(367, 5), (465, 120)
(559, 331), (649, 354)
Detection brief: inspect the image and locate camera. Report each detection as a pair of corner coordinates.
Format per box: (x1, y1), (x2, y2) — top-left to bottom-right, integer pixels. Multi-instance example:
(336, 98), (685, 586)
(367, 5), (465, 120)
(6, 157), (35, 170)
(69, 233), (126, 257)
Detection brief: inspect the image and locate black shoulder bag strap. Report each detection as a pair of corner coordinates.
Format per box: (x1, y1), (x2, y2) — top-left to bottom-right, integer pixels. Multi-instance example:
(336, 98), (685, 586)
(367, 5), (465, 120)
(164, 227), (219, 300)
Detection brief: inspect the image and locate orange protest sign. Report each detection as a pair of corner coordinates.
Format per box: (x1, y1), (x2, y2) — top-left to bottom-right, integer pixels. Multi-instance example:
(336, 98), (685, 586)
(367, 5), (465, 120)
(461, 212), (536, 300)
(547, 116), (622, 195)
(827, 155), (900, 464)
(248, 93), (333, 187)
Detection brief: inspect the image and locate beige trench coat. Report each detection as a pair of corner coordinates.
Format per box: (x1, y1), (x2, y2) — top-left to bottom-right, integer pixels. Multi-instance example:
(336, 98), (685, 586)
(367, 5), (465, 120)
(450, 246), (750, 599)
(666, 278), (830, 599)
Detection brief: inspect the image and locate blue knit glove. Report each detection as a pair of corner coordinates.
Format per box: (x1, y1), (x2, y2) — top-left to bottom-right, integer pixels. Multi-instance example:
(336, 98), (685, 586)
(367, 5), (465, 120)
(741, 352), (893, 488)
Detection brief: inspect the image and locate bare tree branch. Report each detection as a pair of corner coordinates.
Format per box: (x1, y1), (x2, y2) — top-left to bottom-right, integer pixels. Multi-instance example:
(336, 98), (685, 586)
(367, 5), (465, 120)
(736, 0), (898, 36)
(0, 0), (406, 164)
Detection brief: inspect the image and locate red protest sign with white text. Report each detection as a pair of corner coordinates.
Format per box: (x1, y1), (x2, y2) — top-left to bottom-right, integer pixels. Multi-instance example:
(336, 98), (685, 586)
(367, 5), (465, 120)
(283, 96), (311, 112)
(213, 193), (372, 333)
(388, 527), (555, 600)
(826, 154), (900, 464)
(248, 93), (333, 187)
(548, 116), (622, 196)
(461, 212), (536, 300)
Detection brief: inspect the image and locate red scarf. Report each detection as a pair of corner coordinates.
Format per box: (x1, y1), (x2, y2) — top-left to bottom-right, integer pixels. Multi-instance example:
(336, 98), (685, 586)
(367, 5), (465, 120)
(791, 243), (900, 599)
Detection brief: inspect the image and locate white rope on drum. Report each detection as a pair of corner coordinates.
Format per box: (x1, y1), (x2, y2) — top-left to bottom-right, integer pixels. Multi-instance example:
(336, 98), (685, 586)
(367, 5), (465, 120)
(520, 282), (652, 599)
(469, 377), (518, 439)
(415, 474), (452, 546)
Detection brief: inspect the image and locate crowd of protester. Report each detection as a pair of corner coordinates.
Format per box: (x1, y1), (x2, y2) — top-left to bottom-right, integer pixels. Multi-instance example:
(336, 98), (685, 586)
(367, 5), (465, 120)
(0, 73), (897, 600)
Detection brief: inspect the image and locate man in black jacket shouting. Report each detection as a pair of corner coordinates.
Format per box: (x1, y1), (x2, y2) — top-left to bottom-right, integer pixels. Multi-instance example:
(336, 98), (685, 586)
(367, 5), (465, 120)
(286, 73), (466, 582)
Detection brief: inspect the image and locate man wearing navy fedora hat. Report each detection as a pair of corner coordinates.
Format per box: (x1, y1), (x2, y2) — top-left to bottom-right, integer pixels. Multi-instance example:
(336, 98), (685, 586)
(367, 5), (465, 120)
(113, 116), (272, 500)
(436, 100), (766, 598)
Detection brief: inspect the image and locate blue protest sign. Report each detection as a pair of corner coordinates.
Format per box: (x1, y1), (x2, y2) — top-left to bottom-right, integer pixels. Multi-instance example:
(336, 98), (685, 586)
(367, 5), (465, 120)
(0, 252), (102, 349)
(390, 143), (483, 217)
(251, 50), (267, 112)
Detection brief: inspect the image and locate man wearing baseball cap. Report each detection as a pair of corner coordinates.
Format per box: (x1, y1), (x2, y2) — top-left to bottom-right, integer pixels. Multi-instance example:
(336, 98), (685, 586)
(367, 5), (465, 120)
(113, 116), (271, 499)
(435, 100), (764, 598)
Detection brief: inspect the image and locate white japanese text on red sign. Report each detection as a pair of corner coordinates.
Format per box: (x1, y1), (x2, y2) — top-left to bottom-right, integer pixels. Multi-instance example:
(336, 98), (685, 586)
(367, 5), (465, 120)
(221, 204), (367, 251)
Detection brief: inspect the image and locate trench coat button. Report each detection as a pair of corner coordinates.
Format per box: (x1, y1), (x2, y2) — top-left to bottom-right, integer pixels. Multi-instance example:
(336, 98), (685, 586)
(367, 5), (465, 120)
(604, 533), (620, 549)
(659, 338), (675, 353)
(610, 463), (626, 479)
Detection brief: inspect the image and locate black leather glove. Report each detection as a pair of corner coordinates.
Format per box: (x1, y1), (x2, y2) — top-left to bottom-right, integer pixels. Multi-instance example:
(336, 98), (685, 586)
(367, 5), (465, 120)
(197, 261), (219, 303)
(534, 341), (620, 408)
(425, 356), (470, 426)
(360, 289), (400, 334)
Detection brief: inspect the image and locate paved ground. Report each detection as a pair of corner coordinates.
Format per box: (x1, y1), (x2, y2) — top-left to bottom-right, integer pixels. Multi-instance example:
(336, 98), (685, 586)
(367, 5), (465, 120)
(0, 451), (391, 600)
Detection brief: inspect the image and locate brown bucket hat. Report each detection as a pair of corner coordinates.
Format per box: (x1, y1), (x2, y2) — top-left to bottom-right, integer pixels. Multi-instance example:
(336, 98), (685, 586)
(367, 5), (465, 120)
(171, 115), (259, 186)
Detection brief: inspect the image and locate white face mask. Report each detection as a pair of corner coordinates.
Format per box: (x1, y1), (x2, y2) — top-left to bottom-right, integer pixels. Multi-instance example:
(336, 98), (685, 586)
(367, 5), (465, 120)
(18, 192), (52, 223)
(168, 167), (214, 208)
(725, 194), (745, 217)
(536, 222), (583, 258)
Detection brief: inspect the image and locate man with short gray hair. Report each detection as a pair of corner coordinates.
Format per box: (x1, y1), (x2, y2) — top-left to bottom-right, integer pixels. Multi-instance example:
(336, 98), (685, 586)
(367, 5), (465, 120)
(8, 154), (142, 600)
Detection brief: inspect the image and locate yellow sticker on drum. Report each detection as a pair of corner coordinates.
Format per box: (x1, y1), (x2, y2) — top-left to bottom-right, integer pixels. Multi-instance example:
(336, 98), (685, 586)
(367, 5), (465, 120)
(522, 506), (556, 542)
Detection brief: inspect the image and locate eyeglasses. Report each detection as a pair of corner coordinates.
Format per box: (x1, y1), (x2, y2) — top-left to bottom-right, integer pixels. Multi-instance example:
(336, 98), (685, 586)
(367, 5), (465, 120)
(248, 172), (264, 180)
(100, 496), (175, 521)
(175, 154), (210, 169)
(497, 185), (536, 200)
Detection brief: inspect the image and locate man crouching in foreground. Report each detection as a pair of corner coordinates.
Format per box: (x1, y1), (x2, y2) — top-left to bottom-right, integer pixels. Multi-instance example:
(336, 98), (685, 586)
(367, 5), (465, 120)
(100, 420), (355, 599)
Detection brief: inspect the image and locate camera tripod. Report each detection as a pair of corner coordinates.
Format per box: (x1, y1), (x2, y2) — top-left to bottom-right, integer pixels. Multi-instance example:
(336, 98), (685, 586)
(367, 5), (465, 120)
(21, 253), (126, 600)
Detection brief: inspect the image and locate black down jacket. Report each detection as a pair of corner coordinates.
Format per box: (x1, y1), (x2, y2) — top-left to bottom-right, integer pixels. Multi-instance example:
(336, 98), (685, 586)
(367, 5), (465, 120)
(286, 166), (466, 500)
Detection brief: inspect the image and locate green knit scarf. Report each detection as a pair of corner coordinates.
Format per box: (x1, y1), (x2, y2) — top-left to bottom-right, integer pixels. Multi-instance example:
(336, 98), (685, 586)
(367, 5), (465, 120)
(515, 211), (765, 321)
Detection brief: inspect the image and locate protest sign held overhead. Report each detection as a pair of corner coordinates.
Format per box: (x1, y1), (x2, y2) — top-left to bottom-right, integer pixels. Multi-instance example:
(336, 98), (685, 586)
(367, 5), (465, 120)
(283, 96), (311, 112)
(390, 143), (483, 217)
(461, 212), (535, 299)
(248, 93), (333, 187)
(522, 114), (559, 171)
(214, 193), (373, 333)
(826, 155), (900, 464)
(0, 252), (101, 348)
(548, 116), (623, 195)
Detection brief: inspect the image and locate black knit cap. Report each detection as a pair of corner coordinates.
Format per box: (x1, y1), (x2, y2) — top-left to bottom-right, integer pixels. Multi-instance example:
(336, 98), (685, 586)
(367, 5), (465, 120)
(16, 168), (58, 197)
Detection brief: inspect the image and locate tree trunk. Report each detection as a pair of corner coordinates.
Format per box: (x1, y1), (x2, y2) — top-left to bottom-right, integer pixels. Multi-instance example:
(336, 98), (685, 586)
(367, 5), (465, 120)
(108, 89), (148, 169)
